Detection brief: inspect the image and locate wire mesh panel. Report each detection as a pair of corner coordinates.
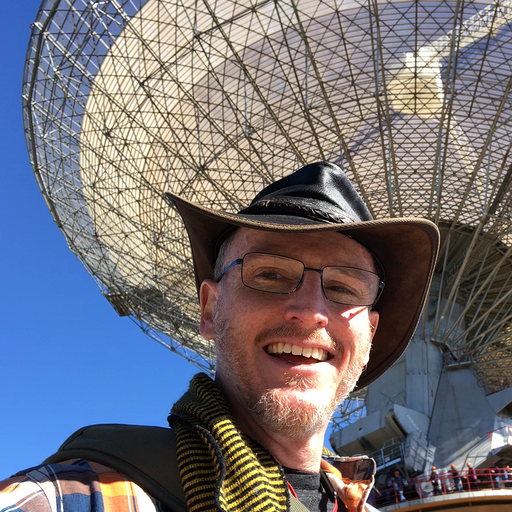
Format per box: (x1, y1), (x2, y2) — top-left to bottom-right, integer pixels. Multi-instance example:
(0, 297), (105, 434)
(23, 0), (512, 385)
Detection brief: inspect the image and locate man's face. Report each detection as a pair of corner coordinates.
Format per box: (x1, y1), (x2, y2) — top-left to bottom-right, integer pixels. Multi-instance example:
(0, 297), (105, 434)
(200, 228), (379, 438)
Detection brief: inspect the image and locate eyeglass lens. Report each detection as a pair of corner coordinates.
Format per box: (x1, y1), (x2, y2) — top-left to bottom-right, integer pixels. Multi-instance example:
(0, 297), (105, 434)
(241, 252), (380, 306)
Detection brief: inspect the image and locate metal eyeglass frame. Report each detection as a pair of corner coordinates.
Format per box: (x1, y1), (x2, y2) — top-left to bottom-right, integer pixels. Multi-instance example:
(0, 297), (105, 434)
(214, 252), (386, 307)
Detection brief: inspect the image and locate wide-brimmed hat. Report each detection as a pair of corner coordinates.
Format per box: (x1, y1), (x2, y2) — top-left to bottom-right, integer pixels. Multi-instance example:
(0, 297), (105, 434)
(165, 161), (439, 388)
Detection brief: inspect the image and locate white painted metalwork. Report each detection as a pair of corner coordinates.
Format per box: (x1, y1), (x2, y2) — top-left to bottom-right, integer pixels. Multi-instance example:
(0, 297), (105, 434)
(23, 0), (512, 393)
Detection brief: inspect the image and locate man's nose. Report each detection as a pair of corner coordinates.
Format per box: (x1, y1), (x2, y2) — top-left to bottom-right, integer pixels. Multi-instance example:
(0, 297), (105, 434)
(283, 269), (329, 327)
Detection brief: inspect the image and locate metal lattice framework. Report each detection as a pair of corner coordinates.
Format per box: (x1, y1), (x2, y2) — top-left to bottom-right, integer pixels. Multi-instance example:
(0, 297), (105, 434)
(23, 0), (512, 391)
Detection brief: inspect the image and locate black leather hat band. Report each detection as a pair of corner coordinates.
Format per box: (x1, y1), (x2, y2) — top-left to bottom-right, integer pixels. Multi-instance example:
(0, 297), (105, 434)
(240, 198), (357, 224)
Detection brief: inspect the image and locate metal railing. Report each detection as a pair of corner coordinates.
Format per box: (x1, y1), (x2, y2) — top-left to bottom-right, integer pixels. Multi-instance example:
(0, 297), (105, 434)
(369, 439), (405, 471)
(371, 467), (512, 508)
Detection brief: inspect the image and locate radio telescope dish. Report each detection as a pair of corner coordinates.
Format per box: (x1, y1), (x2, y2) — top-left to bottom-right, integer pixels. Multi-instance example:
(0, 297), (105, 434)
(23, 0), (512, 395)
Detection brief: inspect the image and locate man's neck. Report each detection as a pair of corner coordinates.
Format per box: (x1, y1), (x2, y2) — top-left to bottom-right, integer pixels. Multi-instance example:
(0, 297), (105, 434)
(218, 382), (328, 472)
(246, 422), (327, 472)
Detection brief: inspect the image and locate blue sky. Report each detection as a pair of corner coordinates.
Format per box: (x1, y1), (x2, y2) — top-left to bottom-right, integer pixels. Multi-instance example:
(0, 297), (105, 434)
(0, 0), (198, 480)
(1, 1), (341, 481)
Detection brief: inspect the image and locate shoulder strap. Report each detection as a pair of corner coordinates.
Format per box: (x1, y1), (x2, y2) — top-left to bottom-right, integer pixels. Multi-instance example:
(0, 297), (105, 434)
(44, 424), (187, 512)
(44, 424), (321, 512)
(288, 493), (314, 512)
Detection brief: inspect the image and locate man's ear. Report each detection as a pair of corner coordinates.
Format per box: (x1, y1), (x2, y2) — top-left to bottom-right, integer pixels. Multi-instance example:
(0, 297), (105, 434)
(199, 279), (218, 340)
(369, 310), (379, 342)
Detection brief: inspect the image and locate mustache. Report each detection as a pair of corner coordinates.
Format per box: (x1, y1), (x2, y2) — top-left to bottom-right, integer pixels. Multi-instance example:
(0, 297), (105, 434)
(254, 324), (342, 352)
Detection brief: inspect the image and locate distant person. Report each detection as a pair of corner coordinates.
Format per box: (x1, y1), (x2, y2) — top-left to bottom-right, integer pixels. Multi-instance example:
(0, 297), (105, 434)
(489, 462), (501, 489)
(505, 466), (512, 487)
(392, 470), (407, 502)
(430, 466), (443, 496)
(450, 464), (462, 492)
(466, 462), (478, 491)
(0, 162), (438, 511)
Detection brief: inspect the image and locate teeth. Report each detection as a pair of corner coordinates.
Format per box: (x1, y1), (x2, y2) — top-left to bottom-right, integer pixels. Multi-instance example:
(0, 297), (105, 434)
(265, 343), (328, 361)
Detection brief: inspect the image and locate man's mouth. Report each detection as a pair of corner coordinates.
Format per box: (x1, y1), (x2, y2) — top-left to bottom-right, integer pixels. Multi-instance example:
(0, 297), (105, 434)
(265, 342), (329, 362)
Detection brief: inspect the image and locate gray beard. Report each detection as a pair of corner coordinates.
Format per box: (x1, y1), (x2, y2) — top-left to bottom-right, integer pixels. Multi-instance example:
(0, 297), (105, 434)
(248, 382), (337, 439)
(248, 353), (366, 439)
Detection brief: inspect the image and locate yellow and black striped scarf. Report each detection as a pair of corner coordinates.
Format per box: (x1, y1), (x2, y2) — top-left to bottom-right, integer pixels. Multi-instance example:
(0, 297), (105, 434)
(168, 373), (289, 512)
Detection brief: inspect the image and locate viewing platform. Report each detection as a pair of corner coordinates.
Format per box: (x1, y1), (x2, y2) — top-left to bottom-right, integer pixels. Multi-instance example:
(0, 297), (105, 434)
(374, 468), (512, 511)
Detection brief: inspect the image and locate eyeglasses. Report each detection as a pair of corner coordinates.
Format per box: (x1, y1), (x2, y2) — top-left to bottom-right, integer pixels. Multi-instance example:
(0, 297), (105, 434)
(214, 252), (385, 307)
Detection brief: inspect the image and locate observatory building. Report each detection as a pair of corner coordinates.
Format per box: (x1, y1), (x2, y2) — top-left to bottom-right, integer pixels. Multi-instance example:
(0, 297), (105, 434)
(24, 0), (512, 508)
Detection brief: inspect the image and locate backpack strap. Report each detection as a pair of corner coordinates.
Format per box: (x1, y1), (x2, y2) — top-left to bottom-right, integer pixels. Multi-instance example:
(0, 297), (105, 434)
(44, 424), (187, 512)
(288, 493), (314, 512)
(44, 424), (322, 512)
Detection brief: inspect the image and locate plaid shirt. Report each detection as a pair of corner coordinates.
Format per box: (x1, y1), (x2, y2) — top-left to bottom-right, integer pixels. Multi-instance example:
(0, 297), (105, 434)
(0, 459), (169, 512)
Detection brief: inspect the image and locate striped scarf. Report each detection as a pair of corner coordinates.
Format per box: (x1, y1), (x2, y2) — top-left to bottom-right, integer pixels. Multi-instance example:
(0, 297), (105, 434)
(168, 373), (289, 512)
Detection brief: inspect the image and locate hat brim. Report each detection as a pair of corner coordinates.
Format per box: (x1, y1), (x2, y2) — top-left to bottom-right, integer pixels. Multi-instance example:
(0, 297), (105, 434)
(166, 193), (439, 388)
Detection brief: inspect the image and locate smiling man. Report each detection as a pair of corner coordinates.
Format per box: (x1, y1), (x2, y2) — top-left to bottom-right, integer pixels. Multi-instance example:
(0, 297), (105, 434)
(202, 229), (379, 466)
(0, 162), (438, 512)
(161, 161), (439, 511)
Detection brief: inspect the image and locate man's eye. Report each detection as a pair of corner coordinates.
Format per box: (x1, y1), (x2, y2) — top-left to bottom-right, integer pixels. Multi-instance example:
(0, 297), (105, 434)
(254, 268), (286, 280)
(256, 272), (277, 280)
(324, 281), (358, 296)
(247, 267), (298, 291)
